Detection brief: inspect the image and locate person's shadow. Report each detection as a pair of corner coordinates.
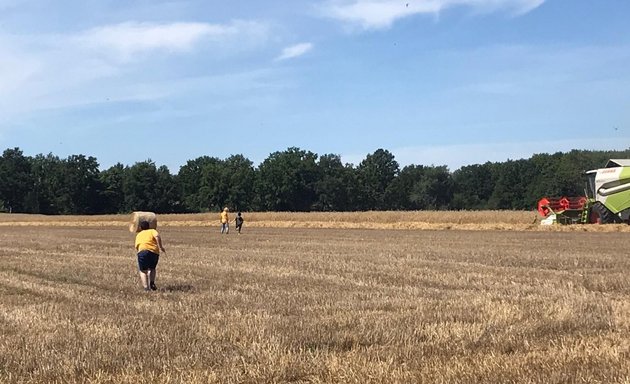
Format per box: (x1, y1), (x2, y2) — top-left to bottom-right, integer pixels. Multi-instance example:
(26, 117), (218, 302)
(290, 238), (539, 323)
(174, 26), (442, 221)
(160, 284), (195, 293)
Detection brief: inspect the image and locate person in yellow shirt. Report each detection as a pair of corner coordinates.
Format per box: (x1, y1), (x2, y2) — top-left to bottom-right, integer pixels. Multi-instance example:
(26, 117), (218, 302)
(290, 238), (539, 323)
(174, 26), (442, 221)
(134, 220), (166, 291)
(220, 207), (230, 234)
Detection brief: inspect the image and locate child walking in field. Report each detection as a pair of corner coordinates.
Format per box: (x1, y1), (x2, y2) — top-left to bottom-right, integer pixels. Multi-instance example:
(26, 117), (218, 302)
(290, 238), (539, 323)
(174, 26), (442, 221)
(235, 212), (244, 234)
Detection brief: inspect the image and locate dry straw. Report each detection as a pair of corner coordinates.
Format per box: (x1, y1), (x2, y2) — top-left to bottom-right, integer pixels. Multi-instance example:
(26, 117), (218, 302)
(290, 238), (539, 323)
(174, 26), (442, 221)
(128, 211), (158, 233)
(1, 211), (629, 232)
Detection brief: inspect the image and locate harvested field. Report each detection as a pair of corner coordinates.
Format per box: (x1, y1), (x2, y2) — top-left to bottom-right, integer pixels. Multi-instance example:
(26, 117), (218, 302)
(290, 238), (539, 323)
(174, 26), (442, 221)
(1, 213), (630, 383)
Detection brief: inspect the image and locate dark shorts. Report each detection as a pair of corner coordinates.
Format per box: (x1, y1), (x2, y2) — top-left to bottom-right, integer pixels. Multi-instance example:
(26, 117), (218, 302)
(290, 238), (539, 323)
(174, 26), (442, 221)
(137, 250), (159, 271)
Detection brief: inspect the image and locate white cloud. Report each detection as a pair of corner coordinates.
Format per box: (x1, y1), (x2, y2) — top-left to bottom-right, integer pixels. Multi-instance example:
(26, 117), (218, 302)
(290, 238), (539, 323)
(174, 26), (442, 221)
(0, 48), (40, 95)
(0, 19), (274, 123)
(76, 20), (268, 61)
(275, 42), (314, 61)
(323, 0), (545, 30)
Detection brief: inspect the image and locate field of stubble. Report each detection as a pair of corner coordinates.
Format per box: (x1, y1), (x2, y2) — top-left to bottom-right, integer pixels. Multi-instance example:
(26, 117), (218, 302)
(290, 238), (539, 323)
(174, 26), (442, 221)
(1, 213), (630, 383)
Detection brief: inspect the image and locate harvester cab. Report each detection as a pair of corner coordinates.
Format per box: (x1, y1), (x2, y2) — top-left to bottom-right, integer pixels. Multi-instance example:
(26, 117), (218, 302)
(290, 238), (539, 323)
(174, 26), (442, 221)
(538, 159), (630, 224)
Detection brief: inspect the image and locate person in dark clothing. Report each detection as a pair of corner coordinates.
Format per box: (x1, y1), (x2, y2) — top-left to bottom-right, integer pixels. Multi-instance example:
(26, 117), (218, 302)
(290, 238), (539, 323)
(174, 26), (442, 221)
(235, 212), (244, 234)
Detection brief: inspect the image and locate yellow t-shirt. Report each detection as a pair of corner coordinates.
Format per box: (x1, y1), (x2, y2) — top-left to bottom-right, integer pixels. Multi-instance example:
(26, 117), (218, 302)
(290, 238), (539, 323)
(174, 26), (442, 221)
(135, 229), (160, 254)
(220, 211), (229, 224)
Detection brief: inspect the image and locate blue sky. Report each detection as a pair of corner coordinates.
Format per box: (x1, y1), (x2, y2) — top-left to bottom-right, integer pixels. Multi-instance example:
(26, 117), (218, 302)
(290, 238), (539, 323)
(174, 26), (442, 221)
(0, 0), (629, 172)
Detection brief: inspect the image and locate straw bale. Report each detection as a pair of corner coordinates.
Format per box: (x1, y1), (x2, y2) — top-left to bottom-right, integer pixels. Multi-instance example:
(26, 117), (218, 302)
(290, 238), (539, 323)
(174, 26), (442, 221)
(129, 211), (157, 233)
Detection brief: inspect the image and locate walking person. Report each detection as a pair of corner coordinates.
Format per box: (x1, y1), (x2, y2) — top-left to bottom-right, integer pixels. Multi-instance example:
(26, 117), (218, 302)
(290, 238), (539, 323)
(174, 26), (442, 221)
(220, 207), (230, 234)
(134, 220), (166, 291)
(235, 211), (244, 234)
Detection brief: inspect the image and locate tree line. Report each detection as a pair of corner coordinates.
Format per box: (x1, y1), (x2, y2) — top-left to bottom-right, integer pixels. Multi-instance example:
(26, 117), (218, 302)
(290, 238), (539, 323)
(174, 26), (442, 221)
(1, 146), (629, 214)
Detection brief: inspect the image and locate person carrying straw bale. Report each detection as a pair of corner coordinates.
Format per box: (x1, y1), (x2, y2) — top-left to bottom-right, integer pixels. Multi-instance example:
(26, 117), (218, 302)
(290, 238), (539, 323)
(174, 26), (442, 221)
(134, 220), (166, 291)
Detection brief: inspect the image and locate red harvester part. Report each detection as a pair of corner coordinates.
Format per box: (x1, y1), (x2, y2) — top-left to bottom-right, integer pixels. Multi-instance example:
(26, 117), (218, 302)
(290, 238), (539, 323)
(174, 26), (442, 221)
(537, 196), (587, 217)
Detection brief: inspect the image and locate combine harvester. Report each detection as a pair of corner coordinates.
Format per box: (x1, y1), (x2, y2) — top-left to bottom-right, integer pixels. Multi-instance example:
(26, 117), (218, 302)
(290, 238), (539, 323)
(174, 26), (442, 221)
(538, 159), (630, 225)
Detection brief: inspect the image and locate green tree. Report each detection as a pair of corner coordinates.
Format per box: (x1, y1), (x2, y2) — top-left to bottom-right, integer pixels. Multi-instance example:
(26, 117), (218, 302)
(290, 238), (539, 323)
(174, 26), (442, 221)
(451, 162), (496, 210)
(99, 163), (126, 213)
(154, 165), (180, 213)
(179, 155), (255, 212)
(386, 165), (453, 210)
(313, 154), (352, 211)
(355, 149), (399, 210)
(122, 160), (178, 212)
(28, 154), (64, 214)
(58, 155), (102, 214)
(524, 152), (564, 205)
(222, 154), (256, 211)
(255, 147), (319, 211)
(0, 148), (33, 213)
(178, 156), (222, 212)
(198, 157), (225, 211)
(488, 159), (537, 210)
